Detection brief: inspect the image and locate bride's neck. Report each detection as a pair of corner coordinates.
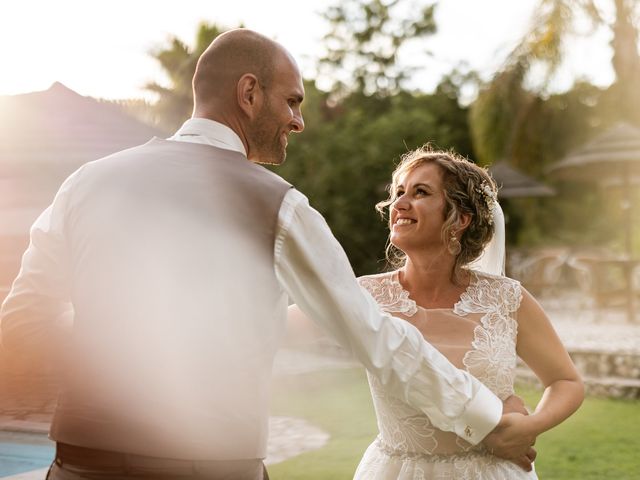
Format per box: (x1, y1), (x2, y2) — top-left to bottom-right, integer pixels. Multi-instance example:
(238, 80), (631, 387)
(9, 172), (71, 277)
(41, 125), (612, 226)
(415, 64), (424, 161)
(400, 254), (468, 305)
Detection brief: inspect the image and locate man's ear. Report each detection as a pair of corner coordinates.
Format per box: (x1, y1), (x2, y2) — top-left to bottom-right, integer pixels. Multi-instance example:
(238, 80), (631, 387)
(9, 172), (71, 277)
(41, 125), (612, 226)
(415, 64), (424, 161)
(237, 73), (261, 119)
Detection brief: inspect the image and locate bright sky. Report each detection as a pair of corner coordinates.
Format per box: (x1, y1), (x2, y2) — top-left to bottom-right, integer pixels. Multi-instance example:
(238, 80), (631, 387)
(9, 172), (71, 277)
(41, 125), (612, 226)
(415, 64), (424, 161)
(0, 0), (616, 100)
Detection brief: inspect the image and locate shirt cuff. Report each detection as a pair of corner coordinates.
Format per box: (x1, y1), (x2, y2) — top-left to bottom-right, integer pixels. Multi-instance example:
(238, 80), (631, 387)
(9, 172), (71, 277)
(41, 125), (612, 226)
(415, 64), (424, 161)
(452, 383), (502, 445)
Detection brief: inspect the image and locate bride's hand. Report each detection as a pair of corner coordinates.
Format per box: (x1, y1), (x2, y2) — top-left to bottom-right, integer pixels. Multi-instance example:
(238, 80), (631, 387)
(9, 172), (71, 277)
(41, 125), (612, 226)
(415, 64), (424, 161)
(483, 413), (537, 471)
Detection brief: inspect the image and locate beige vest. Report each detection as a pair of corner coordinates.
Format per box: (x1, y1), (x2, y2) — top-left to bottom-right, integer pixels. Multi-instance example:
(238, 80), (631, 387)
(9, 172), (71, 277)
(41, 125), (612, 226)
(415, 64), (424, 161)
(50, 138), (292, 459)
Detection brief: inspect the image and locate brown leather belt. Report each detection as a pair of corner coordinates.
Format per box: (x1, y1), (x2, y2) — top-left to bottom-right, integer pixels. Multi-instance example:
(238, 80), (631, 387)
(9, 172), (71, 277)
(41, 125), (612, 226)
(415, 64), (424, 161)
(55, 442), (263, 477)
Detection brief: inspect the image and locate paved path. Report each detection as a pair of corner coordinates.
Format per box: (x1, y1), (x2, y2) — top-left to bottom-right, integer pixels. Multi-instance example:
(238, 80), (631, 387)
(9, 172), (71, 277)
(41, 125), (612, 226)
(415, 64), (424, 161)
(543, 301), (640, 354)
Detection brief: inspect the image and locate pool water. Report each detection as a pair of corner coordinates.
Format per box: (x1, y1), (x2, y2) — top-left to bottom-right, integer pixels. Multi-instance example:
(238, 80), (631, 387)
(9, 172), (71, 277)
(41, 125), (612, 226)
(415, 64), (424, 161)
(0, 432), (54, 478)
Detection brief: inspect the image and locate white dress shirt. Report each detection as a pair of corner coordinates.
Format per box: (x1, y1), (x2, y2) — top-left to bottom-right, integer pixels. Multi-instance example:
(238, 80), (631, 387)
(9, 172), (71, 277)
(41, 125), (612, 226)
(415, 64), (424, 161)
(1, 118), (502, 451)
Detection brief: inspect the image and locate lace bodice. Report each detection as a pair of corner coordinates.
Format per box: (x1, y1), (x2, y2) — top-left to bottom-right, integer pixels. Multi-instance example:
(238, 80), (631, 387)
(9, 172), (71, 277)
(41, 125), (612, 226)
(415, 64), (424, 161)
(358, 270), (522, 457)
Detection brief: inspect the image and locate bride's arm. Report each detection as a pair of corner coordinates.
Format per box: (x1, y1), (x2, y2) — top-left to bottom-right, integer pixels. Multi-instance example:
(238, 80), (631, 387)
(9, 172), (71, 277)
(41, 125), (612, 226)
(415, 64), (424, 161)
(515, 287), (585, 436)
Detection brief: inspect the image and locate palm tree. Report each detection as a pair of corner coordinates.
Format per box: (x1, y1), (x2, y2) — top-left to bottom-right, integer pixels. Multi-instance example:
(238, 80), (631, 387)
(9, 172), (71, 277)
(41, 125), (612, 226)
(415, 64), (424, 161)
(145, 22), (228, 132)
(469, 0), (640, 169)
(609, 0), (640, 120)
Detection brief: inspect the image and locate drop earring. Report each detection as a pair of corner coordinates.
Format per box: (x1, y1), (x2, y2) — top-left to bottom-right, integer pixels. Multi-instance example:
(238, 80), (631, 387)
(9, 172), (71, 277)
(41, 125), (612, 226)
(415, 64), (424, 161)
(448, 231), (461, 256)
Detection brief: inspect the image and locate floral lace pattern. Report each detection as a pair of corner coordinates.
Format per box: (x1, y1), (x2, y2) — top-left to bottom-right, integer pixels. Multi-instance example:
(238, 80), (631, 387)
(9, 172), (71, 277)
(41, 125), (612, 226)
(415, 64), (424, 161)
(457, 272), (522, 400)
(358, 272), (418, 316)
(355, 271), (535, 479)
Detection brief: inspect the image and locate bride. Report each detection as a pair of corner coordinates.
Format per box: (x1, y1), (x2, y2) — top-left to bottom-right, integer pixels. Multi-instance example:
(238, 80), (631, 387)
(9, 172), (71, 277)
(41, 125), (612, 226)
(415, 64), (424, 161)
(290, 146), (584, 479)
(352, 147), (583, 479)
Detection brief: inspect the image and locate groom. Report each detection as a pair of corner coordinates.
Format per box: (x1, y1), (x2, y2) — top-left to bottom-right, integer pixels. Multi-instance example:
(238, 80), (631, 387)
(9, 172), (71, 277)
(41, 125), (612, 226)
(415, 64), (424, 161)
(0, 29), (534, 479)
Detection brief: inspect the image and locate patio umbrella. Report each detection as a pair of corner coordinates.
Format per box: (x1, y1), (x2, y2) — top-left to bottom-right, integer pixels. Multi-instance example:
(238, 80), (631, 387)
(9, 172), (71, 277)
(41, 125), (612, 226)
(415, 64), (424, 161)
(488, 162), (555, 199)
(547, 122), (640, 257)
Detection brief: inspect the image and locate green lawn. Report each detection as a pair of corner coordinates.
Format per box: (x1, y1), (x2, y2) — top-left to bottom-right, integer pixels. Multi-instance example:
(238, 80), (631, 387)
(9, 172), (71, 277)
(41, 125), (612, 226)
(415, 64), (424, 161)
(269, 368), (640, 479)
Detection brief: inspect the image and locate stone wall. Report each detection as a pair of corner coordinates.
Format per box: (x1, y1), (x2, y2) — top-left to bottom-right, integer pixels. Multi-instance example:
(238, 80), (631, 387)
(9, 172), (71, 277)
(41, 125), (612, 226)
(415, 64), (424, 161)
(517, 348), (640, 399)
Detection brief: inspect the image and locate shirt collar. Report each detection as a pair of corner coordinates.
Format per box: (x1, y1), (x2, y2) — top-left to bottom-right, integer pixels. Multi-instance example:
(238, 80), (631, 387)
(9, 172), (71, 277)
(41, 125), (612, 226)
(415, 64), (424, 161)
(169, 118), (247, 156)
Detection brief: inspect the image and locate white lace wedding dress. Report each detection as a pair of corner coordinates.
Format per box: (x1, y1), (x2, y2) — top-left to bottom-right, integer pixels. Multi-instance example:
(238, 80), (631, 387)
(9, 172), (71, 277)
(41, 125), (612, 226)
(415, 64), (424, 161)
(354, 270), (538, 480)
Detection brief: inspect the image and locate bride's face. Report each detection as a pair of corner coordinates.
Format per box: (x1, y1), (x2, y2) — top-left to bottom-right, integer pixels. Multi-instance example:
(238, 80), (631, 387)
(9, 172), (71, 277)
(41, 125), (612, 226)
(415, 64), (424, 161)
(389, 162), (448, 254)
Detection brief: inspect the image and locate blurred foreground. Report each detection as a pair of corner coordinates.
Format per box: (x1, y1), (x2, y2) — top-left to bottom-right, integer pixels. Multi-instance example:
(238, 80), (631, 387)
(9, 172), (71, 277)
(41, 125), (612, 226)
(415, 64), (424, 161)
(1, 300), (639, 478)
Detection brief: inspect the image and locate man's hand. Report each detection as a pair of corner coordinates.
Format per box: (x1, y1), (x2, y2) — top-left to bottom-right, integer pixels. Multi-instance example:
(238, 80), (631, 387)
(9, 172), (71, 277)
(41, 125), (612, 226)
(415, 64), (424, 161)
(484, 413), (537, 471)
(500, 394), (537, 470)
(502, 394), (529, 416)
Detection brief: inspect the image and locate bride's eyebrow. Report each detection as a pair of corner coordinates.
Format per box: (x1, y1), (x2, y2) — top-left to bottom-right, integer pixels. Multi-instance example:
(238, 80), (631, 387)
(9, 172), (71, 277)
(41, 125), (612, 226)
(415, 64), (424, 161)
(413, 182), (435, 191)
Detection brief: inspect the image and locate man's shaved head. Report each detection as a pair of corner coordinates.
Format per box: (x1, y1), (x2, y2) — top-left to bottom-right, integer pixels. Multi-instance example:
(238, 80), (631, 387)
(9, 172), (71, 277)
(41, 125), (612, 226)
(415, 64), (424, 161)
(193, 29), (286, 108)
(190, 28), (305, 164)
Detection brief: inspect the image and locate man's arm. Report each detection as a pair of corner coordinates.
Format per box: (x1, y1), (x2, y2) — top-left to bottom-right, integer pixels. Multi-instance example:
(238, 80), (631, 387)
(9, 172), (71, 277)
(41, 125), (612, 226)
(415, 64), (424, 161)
(274, 189), (502, 445)
(0, 172), (78, 368)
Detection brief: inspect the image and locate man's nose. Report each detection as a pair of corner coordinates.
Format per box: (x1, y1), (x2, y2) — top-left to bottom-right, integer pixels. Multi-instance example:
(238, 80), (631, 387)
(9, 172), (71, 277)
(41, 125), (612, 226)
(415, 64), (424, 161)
(291, 112), (304, 133)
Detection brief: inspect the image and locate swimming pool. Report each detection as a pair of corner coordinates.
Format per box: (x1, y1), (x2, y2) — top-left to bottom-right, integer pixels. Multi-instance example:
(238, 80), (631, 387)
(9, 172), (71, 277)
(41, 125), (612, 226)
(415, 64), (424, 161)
(0, 431), (54, 478)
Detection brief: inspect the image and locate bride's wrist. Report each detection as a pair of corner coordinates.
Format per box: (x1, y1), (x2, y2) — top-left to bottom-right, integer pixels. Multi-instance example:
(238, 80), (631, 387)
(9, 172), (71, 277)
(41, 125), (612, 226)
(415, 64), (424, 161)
(523, 412), (546, 437)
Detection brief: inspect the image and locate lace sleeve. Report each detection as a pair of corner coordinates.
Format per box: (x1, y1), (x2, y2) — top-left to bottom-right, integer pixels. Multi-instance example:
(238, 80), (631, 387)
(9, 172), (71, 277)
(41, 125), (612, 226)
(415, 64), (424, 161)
(457, 272), (522, 316)
(504, 277), (523, 314)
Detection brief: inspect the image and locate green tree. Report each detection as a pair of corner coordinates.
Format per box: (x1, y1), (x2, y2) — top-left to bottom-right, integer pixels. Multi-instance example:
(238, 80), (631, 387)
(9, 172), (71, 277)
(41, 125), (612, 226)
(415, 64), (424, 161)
(278, 79), (474, 274)
(140, 16), (477, 274)
(319, 0), (437, 98)
(469, 0), (640, 250)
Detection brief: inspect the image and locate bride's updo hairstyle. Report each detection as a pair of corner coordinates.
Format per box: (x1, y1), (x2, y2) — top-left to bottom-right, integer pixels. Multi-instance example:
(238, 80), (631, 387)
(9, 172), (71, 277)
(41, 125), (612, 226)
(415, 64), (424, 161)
(376, 145), (498, 278)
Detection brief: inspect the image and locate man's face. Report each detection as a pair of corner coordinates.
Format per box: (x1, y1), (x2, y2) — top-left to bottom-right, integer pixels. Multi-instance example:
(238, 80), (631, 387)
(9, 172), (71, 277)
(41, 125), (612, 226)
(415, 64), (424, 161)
(248, 57), (305, 165)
